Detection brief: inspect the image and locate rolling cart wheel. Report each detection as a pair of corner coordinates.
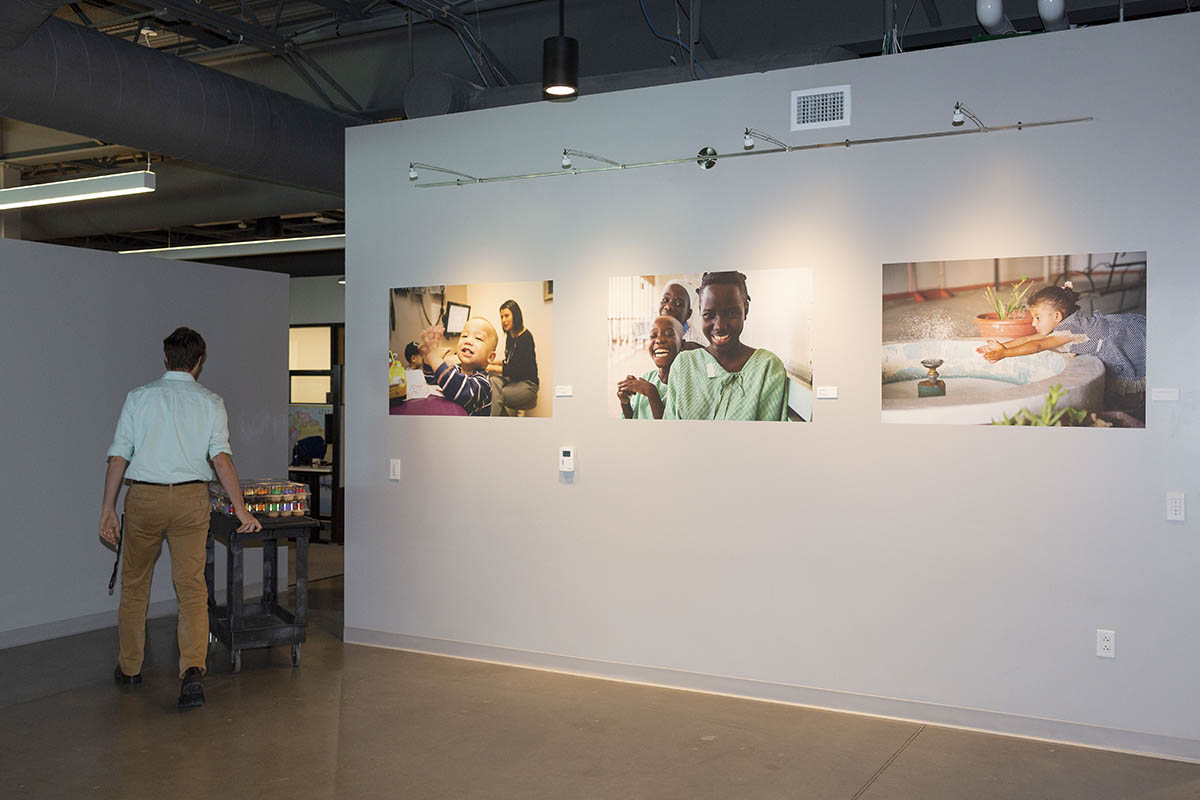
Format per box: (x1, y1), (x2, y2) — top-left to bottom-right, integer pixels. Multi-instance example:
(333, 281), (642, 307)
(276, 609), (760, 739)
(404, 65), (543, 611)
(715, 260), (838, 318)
(232, 649), (242, 673)
(291, 643), (301, 667)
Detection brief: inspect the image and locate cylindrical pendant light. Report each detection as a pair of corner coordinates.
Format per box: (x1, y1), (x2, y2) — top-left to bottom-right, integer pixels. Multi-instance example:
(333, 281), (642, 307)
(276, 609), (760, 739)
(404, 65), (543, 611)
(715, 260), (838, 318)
(542, 0), (578, 97)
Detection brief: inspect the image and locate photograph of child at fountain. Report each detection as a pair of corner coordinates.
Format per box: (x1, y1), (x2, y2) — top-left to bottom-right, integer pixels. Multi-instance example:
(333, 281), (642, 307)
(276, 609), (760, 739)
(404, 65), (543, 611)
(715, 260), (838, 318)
(607, 269), (814, 421)
(979, 283), (1146, 415)
(880, 252), (1147, 426)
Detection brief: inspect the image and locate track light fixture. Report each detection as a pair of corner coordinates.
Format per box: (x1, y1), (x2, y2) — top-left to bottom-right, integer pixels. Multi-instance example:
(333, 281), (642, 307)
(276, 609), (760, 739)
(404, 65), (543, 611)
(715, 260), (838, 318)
(742, 128), (791, 152)
(952, 102), (987, 131)
(560, 149), (623, 171)
(407, 162), (480, 184)
(543, 0), (579, 98)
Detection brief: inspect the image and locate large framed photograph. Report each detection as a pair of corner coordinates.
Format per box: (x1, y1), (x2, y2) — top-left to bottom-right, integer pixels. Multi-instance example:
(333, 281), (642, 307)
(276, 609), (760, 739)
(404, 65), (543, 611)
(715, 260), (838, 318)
(389, 281), (553, 418)
(607, 269), (813, 421)
(881, 252), (1146, 426)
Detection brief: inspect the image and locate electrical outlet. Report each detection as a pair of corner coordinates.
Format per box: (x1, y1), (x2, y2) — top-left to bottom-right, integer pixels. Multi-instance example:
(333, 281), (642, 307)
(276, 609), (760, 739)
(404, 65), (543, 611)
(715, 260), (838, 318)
(388, 459), (402, 481)
(1096, 629), (1115, 658)
(1166, 492), (1186, 522)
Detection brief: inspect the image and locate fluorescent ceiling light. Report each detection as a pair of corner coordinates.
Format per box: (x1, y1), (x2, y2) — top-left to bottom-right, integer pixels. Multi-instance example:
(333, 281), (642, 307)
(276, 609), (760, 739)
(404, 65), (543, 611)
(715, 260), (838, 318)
(0, 170), (155, 210)
(120, 233), (345, 260)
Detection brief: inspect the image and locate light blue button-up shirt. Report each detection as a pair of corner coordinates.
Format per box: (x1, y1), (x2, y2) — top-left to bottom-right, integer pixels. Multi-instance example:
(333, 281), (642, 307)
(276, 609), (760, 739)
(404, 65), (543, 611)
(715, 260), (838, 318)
(106, 371), (232, 483)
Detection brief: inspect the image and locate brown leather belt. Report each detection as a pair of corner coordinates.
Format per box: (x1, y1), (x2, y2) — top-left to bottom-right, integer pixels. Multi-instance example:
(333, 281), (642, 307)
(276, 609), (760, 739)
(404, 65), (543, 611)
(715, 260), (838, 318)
(127, 479), (205, 487)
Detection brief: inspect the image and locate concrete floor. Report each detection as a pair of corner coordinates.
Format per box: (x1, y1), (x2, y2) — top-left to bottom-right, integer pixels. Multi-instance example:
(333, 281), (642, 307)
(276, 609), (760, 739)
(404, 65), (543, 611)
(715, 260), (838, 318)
(3, 577), (1199, 799)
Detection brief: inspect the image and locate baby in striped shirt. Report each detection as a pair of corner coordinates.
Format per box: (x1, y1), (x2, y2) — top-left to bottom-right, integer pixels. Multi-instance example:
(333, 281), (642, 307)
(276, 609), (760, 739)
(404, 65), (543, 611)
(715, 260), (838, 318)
(419, 317), (498, 417)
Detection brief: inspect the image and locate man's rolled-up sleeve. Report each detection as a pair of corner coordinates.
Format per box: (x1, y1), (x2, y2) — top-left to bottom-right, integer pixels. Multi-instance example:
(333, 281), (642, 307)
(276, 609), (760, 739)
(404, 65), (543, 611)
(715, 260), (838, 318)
(208, 398), (233, 459)
(106, 394), (136, 460)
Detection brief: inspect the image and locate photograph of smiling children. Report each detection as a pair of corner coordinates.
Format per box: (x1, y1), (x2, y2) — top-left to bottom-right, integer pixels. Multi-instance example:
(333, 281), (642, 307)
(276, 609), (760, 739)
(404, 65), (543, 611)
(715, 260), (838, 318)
(607, 269), (813, 421)
(389, 280), (553, 418)
(881, 252), (1146, 427)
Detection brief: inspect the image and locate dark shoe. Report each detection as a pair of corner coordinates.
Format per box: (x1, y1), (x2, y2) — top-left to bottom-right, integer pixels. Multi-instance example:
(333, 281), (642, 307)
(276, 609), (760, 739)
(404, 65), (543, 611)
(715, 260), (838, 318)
(177, 667), (204, 709)
(114, 666), (142, 685)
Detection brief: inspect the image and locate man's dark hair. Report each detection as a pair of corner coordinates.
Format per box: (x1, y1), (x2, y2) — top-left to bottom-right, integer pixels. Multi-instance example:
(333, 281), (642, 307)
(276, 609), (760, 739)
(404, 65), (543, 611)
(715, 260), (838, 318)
(164, 327), (206, 370)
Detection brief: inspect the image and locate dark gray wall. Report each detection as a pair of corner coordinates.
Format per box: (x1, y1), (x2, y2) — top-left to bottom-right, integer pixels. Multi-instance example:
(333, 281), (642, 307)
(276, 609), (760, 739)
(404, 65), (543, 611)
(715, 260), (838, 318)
(0, 240), (288, 644)
(345, 15), (1200, 759)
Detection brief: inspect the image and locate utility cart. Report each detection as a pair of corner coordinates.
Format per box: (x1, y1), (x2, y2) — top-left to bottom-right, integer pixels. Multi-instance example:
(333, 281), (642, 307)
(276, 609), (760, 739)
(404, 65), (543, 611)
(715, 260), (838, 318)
(205, 511), (319, 673)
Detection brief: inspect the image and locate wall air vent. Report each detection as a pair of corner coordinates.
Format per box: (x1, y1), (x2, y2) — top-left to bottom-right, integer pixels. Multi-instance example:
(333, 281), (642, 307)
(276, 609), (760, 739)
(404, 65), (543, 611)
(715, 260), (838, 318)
(791, 85), (851, 132)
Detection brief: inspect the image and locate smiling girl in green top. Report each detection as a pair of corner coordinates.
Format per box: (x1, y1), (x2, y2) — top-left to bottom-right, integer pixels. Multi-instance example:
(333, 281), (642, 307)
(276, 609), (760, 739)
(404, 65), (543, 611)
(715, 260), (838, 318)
(664, 271), (789, 421)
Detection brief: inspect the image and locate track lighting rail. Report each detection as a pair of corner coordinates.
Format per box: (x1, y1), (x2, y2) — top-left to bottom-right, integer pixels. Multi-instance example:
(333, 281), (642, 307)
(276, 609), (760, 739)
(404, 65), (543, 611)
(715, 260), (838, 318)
(410, 114), (1092, 188)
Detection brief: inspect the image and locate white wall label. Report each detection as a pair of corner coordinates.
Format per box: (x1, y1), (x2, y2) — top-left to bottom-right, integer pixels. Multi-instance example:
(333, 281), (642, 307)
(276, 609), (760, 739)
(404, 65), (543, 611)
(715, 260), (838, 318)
(1152, 387), (1179, 402)
(555, 385), (573, 397)
(389, 459), (402, 481)
(816, 386), (839, 400)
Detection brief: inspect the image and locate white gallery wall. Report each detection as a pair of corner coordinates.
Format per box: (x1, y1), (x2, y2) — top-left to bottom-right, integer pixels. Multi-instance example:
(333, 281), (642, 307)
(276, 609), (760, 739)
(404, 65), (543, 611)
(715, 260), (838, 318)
(290, 275), (345, 325)
(345, 15), (1200, 759)
(0, 240), (289, 646)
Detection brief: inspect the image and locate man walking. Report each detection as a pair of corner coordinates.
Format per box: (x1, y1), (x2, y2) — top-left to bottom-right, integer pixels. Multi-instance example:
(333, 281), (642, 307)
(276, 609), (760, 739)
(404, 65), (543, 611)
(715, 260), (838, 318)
(99, 327), (260, 709)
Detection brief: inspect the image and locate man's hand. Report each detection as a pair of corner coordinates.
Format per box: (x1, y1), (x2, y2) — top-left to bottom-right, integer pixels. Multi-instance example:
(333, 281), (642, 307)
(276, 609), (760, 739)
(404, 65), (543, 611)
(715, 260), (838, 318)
(99, 508), (120, 548)
(99, 456), (128, 548)
(234, 508), (262, 534)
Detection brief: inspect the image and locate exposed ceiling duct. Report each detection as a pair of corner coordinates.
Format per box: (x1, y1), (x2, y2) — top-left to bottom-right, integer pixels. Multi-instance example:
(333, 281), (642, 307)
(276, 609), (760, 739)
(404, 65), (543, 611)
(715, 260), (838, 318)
(0, 4), (348, 195)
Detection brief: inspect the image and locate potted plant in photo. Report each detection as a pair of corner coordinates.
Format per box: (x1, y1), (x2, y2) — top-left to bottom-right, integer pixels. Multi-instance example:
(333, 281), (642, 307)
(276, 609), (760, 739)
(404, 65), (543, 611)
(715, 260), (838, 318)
(974, 277), (1037, 338)
(990, 385), (1145, 428)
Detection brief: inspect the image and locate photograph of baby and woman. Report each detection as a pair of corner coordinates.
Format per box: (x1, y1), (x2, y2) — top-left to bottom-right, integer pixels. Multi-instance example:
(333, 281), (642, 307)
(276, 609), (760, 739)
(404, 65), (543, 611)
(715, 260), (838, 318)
(607, 269), (813, 421)
(389, 280), (553, 417)
(881, 252), (1147, 427)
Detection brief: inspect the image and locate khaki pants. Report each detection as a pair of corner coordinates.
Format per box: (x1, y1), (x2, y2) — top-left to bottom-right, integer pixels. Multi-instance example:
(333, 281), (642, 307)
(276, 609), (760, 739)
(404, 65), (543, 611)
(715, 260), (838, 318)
(118, 483), (210, 679)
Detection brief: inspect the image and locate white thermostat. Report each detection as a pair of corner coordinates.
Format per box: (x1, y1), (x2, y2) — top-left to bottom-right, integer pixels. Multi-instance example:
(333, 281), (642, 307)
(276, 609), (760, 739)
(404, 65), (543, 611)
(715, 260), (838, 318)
(559, 447), (575, 473)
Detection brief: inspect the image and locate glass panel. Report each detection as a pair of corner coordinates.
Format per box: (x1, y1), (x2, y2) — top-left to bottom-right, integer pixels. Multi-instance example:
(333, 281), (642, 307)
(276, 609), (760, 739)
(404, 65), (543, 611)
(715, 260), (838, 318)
(289, 327), (331, 370)
(290, 375), (331, 404)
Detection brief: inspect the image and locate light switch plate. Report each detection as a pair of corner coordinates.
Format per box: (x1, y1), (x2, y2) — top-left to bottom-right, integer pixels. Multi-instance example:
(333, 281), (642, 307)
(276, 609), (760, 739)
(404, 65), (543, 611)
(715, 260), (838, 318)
(388, 459), (402, 481)
(1167, 492), (1185, 521)
(816, 386), (839, 400)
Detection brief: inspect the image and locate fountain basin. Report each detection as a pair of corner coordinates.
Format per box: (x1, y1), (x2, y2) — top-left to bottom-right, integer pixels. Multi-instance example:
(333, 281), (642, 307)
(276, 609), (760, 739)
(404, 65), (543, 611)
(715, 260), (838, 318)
(882, 339), (1105, 424)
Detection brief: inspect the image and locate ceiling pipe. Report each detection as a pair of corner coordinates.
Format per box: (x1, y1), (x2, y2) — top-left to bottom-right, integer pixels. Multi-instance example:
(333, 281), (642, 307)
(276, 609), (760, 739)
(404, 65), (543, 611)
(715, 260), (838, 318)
(0, 0), (62, 51)
(976, 0), (1017, 35)
(0, 8), (348, 194)
(1037, 0), (1070, 31)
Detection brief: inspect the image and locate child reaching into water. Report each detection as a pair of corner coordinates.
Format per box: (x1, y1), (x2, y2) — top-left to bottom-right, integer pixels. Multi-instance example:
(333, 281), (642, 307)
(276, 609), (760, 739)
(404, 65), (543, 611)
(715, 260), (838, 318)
(664, 271), (789, 421)
(617, 315), (683, 419)
(979, 283), (1146, 412)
